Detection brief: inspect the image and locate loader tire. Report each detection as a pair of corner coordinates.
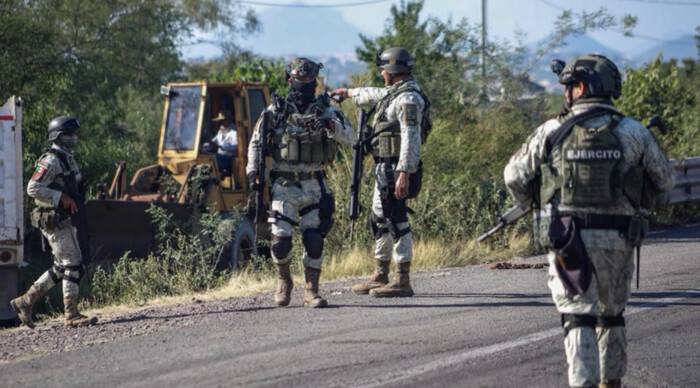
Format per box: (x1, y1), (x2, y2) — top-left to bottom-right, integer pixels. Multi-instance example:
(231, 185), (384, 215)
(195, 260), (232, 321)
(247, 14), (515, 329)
(227, 218), (257, 270)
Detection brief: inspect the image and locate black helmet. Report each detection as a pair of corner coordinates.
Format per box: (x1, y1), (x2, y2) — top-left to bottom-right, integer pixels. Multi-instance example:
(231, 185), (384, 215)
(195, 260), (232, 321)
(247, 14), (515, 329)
(47, 116), (80, 141)
(285, 57), (323, 79)
(553, 54), (622, 99)
(375, 47), (414, 75)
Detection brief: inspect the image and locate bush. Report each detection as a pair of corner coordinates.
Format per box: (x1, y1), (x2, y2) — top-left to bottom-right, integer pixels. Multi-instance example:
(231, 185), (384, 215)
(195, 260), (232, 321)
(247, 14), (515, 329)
(89, 203), (236, 307)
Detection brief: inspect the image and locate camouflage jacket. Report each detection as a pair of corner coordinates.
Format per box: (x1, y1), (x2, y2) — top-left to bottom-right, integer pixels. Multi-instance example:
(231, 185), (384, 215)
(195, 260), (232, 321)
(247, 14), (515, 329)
(27, 144), (83, 208)
(504, 100), (676, 216)
(246, 98), (354, 176)
(351, 77), (424, 174)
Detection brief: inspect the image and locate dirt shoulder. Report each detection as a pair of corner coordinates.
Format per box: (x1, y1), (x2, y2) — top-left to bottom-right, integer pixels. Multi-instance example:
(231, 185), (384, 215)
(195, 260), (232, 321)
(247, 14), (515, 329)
(0, 278), (357, 364)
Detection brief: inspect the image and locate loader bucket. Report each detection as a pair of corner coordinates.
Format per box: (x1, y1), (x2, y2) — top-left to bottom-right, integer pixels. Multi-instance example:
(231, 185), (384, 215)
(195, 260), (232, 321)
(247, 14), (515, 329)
(86, 199), (193, 265)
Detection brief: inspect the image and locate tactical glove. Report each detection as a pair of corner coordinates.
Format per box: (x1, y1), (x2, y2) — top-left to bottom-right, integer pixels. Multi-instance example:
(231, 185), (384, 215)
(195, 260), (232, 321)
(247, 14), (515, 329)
(313, 116), (333, 132)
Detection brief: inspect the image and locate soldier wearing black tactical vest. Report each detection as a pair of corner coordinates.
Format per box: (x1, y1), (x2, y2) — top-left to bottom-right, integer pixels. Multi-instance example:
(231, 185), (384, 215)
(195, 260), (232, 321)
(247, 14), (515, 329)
(246, 58), (354, 308)
(504, 55), (675, 388)
(11, 116), (97, 328)
(332, 47), (430, 298)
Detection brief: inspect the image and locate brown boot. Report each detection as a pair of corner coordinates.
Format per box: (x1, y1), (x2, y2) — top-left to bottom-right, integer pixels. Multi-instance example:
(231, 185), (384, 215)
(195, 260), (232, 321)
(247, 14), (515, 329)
(274, 262), (293, 307)
(303, 267), (328, 308)
(369, 262), (414, 298)
(599, 379), (622, 388)
(352, 259), (390, 295)
(10, 285), (44, 329)
(63, 298), (97, 327)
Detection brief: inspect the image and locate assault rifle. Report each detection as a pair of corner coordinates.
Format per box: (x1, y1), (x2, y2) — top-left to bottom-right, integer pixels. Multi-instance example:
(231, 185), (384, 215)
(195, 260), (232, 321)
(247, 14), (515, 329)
(253, 109), (272, 238)
(477, 205), (531, 242)
(348, 108), (370, 241)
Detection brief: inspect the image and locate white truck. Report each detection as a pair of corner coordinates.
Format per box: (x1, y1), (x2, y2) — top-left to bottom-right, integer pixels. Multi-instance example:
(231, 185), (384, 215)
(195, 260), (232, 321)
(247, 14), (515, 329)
(0, 96), (24, 324)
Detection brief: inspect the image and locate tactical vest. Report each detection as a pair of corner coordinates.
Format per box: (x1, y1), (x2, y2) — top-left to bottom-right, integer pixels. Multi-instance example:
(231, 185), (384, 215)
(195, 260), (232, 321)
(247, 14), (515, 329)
(373, 81), (431, 159)
(269, 97), (338, 165)
(30, 149), (82, 229)
(539, 113), (641, 207)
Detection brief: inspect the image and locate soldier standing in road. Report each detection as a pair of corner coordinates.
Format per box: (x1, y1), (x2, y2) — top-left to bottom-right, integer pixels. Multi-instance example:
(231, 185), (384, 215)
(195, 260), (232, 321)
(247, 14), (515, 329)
(11, 116), (97, 328)
(331, 47), (430, 298)
(503, 54), (675, 388)
(246, 58), (354, 308)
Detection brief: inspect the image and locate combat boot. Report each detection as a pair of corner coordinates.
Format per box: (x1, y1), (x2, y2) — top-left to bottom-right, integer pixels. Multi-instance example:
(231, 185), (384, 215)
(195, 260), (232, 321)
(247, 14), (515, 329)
(274, 262), (293, 307)
(303, 267), (328, 308)
(599, 379), (622, 388)
(10, 285), (45, 329)
(63, 298), (97, 328)
(369, 262), (414, 298)
(352, 259), (390, 294)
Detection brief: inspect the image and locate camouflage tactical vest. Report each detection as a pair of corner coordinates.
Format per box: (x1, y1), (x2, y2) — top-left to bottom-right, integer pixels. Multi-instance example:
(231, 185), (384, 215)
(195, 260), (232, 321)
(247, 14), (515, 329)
(539, 114), (635, 206)
(373, 81), (431, 159)
(270, 97), (338, 165)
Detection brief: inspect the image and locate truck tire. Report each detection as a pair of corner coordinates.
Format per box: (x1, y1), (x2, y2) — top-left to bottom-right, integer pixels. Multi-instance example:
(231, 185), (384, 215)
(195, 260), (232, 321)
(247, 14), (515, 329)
(227, 218), (257, 270)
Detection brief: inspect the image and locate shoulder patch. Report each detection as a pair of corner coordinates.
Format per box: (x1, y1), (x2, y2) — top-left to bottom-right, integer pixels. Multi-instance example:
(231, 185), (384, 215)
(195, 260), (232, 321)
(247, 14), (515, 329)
(404, 103), (418, 126)
(32, 165), (47, 181)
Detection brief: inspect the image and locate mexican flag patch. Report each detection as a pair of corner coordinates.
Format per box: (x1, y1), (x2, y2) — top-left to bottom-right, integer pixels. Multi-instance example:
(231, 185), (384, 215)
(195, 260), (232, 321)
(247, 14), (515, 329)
(32, 165), (46, 181)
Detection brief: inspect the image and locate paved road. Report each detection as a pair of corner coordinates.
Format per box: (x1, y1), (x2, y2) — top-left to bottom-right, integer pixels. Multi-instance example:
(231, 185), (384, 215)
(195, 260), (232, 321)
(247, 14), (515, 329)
(1, 224), (699, 387)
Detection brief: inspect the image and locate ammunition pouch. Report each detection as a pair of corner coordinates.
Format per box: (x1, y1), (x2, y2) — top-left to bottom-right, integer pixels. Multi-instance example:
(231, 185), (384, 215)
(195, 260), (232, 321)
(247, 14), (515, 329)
(271, 112), (337, 165)
(407, 160), (423, 199)
(373, 120), (401, 159)
(30, 207), (67, 230)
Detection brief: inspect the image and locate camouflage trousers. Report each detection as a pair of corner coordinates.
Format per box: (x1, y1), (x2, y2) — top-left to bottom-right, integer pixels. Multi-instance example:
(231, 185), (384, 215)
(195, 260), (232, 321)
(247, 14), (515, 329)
(547, 229), (634, 387)
(34, 219), (84, 299)
(269, 177), (324, 269)
(372, 182), (412, 264)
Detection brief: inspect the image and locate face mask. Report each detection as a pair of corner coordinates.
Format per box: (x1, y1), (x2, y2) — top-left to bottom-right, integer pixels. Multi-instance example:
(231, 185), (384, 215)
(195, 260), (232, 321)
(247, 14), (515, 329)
(291, 79), (317, 95)
(58, 135), (78, 149)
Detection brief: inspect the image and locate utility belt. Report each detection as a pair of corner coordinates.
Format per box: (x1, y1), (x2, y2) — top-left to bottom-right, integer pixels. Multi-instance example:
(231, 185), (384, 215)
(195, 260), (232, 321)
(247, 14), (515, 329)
(270, 170), (326, 182)
(268, 170), (335, 236)
(30, 207), (69, 230)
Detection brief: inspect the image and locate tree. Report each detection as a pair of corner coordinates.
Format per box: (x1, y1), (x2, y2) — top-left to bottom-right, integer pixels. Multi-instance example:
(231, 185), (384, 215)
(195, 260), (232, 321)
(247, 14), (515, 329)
(0, 0), (258, 184)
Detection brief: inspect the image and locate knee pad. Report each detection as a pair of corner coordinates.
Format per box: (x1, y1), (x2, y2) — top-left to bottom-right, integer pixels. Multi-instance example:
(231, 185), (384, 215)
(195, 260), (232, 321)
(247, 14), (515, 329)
(50, 264), (85, 284)
(302, 229), (324, 259)
(561, 314), (597, 336)
(271, 235), (293, 260)
(370, 212), (388, 239)
(598, 312), (625, 328)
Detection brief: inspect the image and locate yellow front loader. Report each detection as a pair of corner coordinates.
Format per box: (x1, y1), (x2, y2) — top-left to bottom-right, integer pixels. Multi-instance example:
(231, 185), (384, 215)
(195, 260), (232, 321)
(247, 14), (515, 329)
(86, 82), (270, 269)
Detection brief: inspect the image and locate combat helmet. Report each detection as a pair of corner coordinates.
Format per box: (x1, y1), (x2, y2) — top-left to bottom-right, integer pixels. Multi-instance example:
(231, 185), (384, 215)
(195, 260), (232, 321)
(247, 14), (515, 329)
(375, 47), (414, 74)
(47, 116), (80, 141)
(285, 58), (323, 80)
(552, 54), (622, 99)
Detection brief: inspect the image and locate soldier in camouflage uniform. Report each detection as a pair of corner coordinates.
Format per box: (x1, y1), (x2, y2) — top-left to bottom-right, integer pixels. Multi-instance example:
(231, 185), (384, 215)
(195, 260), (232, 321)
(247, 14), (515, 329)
(332, 47), (429, 298)
(247, 58), (354, 308)
(504, 55), (675, 388)
(11, 116), (97, 328)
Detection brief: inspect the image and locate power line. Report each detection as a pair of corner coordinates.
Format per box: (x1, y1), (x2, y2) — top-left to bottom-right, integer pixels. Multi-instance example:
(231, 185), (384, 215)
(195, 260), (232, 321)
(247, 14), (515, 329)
(536, 0), (698, 44)
(238, 0), (388, 8)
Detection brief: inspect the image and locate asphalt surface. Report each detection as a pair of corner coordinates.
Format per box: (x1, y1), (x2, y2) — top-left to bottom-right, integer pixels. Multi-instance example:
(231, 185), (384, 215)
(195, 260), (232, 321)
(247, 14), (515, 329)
(1, 224), (698, 388)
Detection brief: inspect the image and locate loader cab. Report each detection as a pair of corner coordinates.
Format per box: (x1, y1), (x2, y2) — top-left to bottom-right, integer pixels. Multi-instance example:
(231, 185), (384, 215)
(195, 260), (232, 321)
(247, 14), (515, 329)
(157, 82), (270, 210)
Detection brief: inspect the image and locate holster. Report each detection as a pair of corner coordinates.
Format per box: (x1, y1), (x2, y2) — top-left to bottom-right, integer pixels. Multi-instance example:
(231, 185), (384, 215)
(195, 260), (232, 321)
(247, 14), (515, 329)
(407, 160), (423, 199)
(548, 215), (593, 295)
(625, 213), (648, 247)
(317, 192), (335, 237)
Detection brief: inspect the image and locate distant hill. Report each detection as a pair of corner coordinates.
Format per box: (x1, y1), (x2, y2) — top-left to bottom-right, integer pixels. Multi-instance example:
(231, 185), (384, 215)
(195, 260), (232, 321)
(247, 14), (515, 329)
(635, 34), (698, 62)
(240, 4), (364, 57)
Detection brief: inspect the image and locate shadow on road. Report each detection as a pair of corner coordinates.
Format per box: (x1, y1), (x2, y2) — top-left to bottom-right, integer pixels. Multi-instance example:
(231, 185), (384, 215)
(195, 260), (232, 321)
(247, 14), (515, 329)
(414, 292), (551, 299)
(628, 290), (700, 307)
(106, 305), (276, 325)
(646, 223), (700, 242)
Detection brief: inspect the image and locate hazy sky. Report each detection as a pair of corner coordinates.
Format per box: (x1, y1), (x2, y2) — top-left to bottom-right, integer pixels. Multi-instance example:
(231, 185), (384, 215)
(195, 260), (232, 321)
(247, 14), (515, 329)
(182, 0), (700, 59)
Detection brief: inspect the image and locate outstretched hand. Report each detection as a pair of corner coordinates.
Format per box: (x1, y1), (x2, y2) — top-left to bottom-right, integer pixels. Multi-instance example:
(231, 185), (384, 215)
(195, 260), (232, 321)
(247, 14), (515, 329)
(330, 88), (349, 103)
